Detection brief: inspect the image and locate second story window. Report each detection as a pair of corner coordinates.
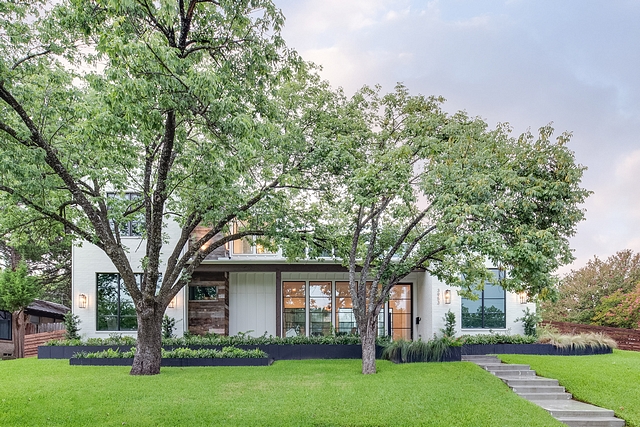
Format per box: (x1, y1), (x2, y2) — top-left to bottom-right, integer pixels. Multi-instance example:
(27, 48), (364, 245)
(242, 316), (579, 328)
(107, 193), (143, 237)
(231, 221), (273, 255)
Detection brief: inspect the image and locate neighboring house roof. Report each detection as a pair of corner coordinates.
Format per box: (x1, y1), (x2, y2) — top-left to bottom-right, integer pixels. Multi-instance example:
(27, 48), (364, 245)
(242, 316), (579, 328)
(26, 300), (70, 319)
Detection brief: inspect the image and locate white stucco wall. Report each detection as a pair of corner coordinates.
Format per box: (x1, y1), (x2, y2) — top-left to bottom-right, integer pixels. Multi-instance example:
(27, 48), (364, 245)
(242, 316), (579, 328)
(428, 275), (535, 337)
(71, 219), (186, 339)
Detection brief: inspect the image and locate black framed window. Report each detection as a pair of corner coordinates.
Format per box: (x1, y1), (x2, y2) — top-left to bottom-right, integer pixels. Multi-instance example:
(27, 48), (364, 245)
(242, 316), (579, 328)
(388, 284), (412, 340)
(283, 282), (306, 337)
(309, 281), (332, 336)
(461, 270), (506, 329)
(189, 286), (218, 300)
(107, 193), (143, 237)
(97, 273), (140, 331)
(0, 310), (11, 340)
(283, 281), (409, 339)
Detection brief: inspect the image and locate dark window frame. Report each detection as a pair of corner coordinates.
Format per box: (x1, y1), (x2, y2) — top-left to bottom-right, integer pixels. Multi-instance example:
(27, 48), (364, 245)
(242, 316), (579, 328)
(387, 283), (413, 340)
(461, 269), (506, 329)
(0, 310), (11, 341)
(96, 272), (162, 331)
(282, 280), (412, 339)
(107, 192), (143, 237)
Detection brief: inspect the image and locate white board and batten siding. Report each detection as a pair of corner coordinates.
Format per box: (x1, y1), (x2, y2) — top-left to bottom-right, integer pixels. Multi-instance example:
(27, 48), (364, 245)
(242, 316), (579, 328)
(228, 272), (277, 337)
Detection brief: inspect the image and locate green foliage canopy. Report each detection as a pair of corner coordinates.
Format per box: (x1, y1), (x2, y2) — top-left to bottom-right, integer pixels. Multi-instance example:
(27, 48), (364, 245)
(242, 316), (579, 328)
(542, 250), (640, 325)
(0, 262), (40, 313)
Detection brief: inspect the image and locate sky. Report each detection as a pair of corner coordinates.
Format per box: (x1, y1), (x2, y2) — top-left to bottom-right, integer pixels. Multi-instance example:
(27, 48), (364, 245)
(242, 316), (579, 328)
(274, 0), (640, 275)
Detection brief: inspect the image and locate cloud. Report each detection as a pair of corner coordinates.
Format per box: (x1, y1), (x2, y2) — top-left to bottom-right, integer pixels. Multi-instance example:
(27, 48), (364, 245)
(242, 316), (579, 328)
(275, 0), (640, 274)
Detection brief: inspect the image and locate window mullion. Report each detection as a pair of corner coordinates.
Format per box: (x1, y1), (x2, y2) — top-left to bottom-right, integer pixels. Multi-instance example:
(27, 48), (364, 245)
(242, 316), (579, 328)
(117, 274), (122, 331)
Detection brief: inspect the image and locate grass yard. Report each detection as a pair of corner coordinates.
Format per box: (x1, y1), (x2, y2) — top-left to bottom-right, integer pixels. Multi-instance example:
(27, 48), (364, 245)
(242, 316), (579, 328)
(501, 350), (640, 427)
(0, 358), (562, 427)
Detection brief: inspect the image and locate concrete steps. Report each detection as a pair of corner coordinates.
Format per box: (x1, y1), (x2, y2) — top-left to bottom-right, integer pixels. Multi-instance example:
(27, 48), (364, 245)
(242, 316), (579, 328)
(462, 355), (625, 427)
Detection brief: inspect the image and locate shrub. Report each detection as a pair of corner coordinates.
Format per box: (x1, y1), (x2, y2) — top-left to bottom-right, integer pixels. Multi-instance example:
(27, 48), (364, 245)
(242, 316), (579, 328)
(515, 308), (543, 337)
(537, 330), (617, 349)
(162, 315), (176, 339)
(441, 310), (456, 338)
(381, 337), (458, 363)
(459, 334), (538, 345)
(63, 312), (81, 341)
(47, 332), (391, 347)
(74, 346), (267, 359)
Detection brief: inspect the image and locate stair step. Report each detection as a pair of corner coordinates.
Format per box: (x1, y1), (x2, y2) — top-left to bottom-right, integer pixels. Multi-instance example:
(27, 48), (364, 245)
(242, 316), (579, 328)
(494, 369), (536, 378)
(512, 385), (565, 394)
(503, 378), (559, 387)
(480, 363), (530, 371)
(516, 392), (572, 400)
(555, 417), (625, 427)
(468, 359), (626, 427)
(534, 401), (617, 418)
(462, 355), (500, 361)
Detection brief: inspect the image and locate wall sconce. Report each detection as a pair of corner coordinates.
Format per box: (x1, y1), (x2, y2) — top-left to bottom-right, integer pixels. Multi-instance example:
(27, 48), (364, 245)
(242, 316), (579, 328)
(416, 317), (421, 325)
(78, 293), (87, 309)
(444, 290), (451, 304)
(168, 296), (176, 309)
(519, 292), (528, 304)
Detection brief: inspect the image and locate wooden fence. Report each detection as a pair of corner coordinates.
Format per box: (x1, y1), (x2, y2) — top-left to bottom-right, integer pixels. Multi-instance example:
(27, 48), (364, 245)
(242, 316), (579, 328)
(25, 322), (65, 335)
(542, 321), (640, 352)
(24, 329), (66, 358)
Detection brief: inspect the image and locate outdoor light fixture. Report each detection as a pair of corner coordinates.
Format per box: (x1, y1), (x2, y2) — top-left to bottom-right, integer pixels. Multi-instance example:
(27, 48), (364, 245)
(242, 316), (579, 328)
(78, 293), (87, 309)
(168, 296), (177, 309)
(444, 290), (451, 304)
(519, 292), (528, 304)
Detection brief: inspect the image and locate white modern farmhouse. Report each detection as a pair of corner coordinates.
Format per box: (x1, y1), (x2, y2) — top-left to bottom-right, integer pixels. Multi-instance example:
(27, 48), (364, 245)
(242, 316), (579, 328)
(72, 218), (535, 340)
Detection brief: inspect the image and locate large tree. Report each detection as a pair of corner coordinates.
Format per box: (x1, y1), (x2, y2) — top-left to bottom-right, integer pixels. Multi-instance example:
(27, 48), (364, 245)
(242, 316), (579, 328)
(0, 262), (40, 358)
(0, 0), (332, 374)
(541, 249), (640, 324)
(304, 85), (589, 374)
(0, 205), (72, 306)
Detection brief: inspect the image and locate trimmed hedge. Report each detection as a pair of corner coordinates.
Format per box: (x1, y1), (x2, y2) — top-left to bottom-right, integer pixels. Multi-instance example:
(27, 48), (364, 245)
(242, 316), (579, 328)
(72, 346), (267, 359)
(46, 333), (390, 347)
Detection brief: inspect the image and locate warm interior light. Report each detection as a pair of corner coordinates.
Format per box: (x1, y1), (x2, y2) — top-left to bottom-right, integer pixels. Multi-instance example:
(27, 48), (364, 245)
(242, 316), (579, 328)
(168, 296), (176, 309)
(78, 293), (87, 309)
(519, 292), (528, 304)
(444, 290), (451, 304)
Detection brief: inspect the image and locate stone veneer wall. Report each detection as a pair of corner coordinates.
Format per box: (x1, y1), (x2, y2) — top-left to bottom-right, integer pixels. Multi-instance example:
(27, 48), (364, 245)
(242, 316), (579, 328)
(188, 272), (229, 335)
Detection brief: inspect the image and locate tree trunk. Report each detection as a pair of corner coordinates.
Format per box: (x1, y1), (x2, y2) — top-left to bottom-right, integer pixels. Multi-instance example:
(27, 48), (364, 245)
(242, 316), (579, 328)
(360, 318), (378, 375)
(130, 308), (163, 375)
(12, 309), (25, 358)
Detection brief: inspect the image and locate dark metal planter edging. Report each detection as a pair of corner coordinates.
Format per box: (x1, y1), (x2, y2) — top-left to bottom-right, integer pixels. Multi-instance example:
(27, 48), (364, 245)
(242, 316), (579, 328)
(69, 357), (273, 367)
(461, 343), (613, 356)
(44, 342), (613, 361)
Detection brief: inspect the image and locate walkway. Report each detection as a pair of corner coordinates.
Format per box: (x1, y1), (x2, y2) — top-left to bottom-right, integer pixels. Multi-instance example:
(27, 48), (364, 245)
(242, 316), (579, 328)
(463, 355), (625, 427)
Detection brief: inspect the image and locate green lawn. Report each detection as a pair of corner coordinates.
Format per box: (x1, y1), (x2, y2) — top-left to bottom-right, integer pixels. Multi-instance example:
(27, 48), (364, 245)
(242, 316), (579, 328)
(501, 350), (640, 427)
(0, 358), (562, 427)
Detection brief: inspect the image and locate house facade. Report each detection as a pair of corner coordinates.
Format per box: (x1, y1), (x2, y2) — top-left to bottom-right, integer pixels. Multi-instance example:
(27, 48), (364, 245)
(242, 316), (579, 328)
(72, 223), (535, 340)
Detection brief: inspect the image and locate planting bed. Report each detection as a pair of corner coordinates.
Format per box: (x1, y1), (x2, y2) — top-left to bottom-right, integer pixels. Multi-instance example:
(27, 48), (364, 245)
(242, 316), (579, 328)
(69, 357), (273, 367)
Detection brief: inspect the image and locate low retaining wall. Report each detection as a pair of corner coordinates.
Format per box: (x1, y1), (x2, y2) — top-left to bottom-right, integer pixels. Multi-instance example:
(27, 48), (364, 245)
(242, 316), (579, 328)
(461, 343), (612, 356)
(70, 357), (273, 367)
(542, 321), (640, 352)
(42, 342), (614, 362)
